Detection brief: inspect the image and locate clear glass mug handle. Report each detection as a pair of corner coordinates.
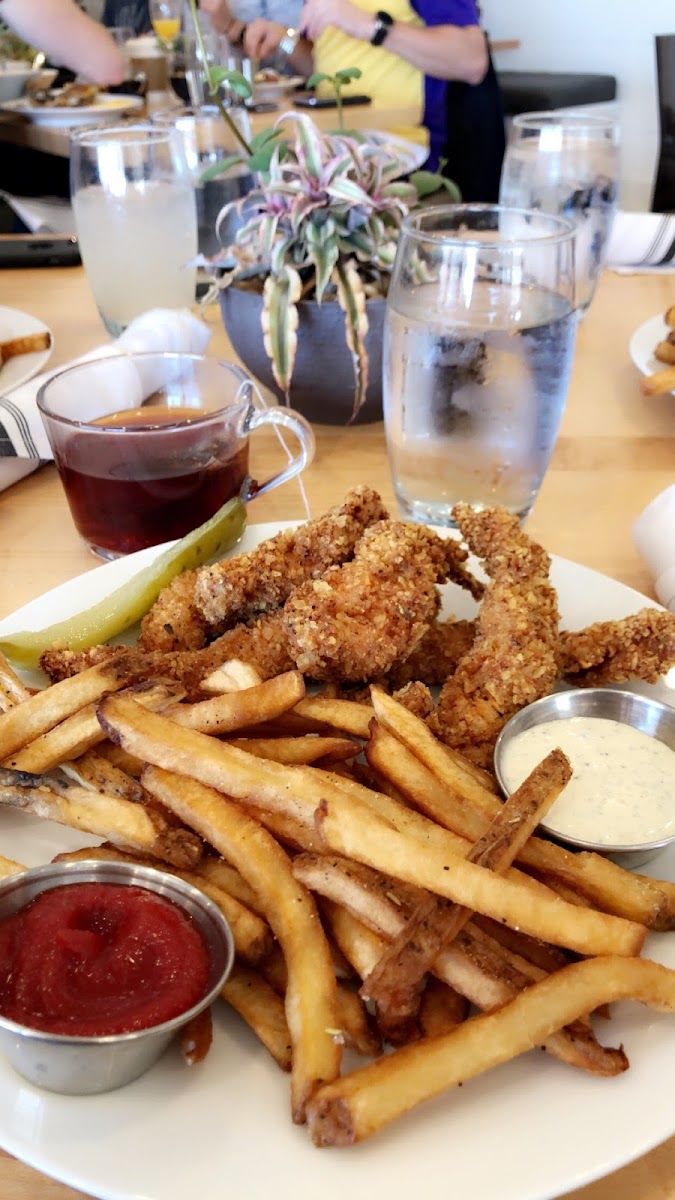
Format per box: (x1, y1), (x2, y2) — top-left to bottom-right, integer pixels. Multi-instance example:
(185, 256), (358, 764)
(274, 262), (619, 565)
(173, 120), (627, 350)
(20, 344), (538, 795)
(239, 405), (316, 501)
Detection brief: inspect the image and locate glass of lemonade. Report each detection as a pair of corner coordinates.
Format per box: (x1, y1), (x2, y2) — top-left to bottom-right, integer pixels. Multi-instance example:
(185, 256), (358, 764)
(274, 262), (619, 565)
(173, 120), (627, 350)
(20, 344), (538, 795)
(499, 112), (620, 318)
(71, 124), (198, 337)
(383, 203), (577, 526)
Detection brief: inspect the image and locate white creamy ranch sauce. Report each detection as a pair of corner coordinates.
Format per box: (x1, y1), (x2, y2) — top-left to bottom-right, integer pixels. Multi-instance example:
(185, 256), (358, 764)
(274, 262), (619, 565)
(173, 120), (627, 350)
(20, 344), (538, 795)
(500, 716), (675, 846)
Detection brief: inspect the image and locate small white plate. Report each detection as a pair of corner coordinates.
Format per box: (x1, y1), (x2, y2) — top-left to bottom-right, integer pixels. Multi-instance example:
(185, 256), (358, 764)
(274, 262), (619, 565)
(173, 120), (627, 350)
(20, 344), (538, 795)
(629, 313), (673, 391)
(252, 75), (305, 104)
(0, 305), (53, 392)
(0, 92), (144, 126)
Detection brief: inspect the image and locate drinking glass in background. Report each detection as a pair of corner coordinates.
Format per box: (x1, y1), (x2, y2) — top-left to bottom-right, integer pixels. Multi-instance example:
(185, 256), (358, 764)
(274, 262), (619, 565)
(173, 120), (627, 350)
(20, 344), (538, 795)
(70, 124), (198, 337)
(149, 0), (182, 49)
(151, 106), (253, 258)
(37, 354), (315, 559)
(499, 111), (620, 317)
(383, 204), (577, 525)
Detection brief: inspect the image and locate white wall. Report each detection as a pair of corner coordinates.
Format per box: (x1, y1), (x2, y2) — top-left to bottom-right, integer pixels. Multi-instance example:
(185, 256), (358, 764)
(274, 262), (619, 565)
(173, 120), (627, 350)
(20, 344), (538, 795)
(482, 0), (674, 211)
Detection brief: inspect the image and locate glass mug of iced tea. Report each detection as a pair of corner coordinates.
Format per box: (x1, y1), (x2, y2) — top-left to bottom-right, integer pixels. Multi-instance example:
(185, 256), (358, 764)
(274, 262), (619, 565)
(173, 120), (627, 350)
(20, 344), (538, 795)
(37, 353), (315, 559)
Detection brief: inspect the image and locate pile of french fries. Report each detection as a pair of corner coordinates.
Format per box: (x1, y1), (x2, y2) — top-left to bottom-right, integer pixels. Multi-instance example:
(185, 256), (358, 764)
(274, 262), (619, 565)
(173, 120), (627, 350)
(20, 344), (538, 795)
(0, 331), (51, 369)
(641, 303), (675, 396)
(1, 648), (675, 1147)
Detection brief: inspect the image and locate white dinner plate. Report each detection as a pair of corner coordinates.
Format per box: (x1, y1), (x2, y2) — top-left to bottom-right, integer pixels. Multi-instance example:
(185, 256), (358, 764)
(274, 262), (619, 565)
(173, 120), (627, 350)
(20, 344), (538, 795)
(0, 92), (144, 126)
(629, 313), (673, 390)
(0, 522), (673, 1200)
(0, 305), (53, 392)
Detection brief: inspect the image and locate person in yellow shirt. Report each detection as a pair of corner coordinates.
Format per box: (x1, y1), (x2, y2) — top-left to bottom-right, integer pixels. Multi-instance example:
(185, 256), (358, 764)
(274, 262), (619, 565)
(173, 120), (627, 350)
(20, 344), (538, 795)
(244, 0), (504, 200)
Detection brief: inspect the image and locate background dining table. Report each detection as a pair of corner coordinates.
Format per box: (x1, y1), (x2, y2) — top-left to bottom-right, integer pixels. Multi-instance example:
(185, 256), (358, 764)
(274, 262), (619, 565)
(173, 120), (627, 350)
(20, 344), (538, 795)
(0, 261), (673, 1199)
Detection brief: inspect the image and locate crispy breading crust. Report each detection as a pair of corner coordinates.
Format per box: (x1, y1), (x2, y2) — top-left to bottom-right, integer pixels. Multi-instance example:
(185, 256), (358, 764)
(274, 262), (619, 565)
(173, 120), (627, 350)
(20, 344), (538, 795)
(559, 607), (675, 686)
(434, 505), (560, 766)
(283, 521), (464, 682)
(193, 485), (390, 631)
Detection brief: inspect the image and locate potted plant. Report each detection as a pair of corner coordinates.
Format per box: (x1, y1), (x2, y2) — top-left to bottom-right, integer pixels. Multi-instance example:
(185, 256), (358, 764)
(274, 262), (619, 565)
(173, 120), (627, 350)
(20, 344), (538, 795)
(185, 1), (458, 423)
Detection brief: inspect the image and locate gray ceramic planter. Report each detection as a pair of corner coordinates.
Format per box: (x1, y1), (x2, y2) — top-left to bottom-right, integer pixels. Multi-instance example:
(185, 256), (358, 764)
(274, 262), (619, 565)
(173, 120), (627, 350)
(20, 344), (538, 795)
(219, 285), (386, 425)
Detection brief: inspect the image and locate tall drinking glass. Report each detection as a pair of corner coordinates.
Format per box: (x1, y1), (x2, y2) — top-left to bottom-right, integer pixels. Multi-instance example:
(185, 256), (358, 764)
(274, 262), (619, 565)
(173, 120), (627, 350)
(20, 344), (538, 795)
(499, 111), (620, 317)
(383, 204), (577, 525)
(71, 124), (198, 336)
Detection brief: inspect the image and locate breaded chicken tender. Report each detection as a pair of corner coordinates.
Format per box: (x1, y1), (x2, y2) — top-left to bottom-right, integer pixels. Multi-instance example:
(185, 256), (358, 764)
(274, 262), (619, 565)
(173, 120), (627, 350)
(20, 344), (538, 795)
(193, 485), (389, 631)
(283, 521), (472, 681)
(434, 505), (560, 766)
(42, 610), (294, 695)
(560, 608), (675, 687)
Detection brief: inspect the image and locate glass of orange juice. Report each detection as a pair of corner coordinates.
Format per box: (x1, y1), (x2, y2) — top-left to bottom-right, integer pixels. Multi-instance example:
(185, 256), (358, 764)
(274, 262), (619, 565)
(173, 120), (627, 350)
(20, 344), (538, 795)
(149, 0), (182, 49)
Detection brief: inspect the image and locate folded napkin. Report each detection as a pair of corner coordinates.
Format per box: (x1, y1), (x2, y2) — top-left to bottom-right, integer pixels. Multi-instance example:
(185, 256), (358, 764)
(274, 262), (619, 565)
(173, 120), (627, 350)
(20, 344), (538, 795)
(0, 191), (76, 237)
(632, 484), (675, 612)
(605, 211), (675, 274)
(0, 308), (210, 491)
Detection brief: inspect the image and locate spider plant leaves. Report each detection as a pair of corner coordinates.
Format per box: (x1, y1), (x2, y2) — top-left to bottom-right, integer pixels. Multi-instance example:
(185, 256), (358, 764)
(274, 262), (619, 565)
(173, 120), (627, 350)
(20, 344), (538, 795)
(261, 267), (302, 394)
(334, 259), (369, 424)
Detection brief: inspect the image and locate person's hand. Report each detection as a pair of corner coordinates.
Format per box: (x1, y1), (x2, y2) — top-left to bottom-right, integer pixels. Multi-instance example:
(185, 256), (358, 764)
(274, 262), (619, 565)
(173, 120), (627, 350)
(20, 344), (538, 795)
(299, 0), (375, 42)
(243, 19), (287, 60)
(197, 0), (235, 34)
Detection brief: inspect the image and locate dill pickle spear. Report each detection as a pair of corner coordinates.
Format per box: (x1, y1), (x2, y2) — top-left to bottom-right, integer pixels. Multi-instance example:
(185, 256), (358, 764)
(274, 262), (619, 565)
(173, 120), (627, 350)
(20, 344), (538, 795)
(0, 497), (247, 670)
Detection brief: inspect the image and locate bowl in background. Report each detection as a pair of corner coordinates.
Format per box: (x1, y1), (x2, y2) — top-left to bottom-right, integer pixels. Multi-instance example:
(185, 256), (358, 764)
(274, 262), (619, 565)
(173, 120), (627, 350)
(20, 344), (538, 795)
(0, 859), (235, 1094)
(0, 63), (45, 103)
(494, 687), (675, 868)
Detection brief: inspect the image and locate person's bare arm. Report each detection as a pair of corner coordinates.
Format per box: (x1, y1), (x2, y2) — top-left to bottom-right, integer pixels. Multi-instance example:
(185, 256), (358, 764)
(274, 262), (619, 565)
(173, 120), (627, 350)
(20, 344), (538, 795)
(0, 0), (125, 84)
(243, 19), (315, 77)
(301, 0), (487, 84)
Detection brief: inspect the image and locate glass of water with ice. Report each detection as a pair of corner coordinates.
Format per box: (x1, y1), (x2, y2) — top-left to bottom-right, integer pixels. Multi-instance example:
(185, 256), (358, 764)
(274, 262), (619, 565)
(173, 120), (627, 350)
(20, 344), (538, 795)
(383, 203), (577, 526)
(499, 111), (620, 317)
(71, 124), (198, 337)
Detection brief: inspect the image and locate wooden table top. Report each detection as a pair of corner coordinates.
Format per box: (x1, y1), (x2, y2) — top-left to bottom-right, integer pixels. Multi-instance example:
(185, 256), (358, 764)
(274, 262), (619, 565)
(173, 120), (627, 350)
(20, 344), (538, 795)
(0, 263), (673, 1199)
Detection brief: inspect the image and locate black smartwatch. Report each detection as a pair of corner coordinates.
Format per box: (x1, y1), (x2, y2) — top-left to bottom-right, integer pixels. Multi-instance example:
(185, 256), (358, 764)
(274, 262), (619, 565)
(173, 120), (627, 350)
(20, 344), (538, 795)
(370, 10), (394, 45)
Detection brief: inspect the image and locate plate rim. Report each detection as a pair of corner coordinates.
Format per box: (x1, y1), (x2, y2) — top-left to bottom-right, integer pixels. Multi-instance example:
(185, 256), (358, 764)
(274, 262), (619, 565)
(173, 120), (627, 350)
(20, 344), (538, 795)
(0, 304), (54, 392)
(0, 520), (673, 1200)
(0, 92), (143, 124)
(629, 313), (670, 382)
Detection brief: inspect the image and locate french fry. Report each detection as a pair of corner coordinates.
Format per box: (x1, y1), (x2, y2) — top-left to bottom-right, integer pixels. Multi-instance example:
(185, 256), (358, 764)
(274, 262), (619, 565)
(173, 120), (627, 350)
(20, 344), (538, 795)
(0, 657), (136, 760)
(141, 764), (342, 1123)
(227, 735), (360, 766)
(95, 742), (144, 778)
(367, 721), (668, 928)
(96, 697), (646, 958)
(419, 977), (469, 1039)
(0, 651), (31, 711)
(293, 696), (374, 739)
(0, 853), (26, 880)
(167, 670), (306, 735)
(200, 660), (263, 693)
(361, 749), (571, 1020)
(197, 856), (263, 915)
(0, 766), (202, 869)
(654, 339), (675, 365)
(665, 304), (675, 327)
(68, 752), (146, 803)
(179, 1007), (213, 1066)
(318, 880), (622, 1075)
(641, 363), (675, 396)
(306, 957), (675, 1146)
(221, 964), (292, 1071)
(0, 331), (51, 364)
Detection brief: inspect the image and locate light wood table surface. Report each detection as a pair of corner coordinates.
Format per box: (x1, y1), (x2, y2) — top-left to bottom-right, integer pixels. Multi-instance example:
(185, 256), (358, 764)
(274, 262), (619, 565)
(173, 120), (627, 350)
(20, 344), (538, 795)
(0, 264), (673, 1199)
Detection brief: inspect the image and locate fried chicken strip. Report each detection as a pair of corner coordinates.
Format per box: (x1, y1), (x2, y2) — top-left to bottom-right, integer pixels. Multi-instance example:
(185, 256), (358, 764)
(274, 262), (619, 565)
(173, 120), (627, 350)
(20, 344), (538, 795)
(560, 607), (675, 687)
(386, 617), (477, 688)
(42, 609), (295, 693)
(191, 485), (390, 632)
(434, 505), (560, 766)
(283, 521), (471, 682)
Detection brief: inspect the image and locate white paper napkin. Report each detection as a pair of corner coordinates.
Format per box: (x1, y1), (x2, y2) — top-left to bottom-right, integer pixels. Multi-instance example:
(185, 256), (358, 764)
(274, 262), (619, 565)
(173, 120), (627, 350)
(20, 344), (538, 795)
(0, 191), (76, 237)
(632, 485), (675, 612)
(0, 308), (210, 491)
(606, 211), (675, 274)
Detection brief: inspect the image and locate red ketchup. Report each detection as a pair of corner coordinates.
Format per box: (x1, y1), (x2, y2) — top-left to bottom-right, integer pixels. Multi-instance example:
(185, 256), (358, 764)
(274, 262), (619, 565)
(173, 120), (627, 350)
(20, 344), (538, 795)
(0, 883), (211, 1037)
